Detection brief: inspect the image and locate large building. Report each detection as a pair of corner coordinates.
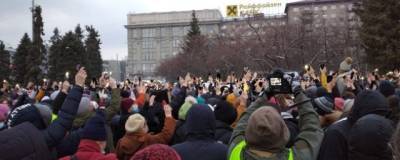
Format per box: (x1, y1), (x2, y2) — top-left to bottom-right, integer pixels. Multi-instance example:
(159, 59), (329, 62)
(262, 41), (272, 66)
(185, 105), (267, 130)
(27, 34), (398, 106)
(125, 0), (358, 78)
(125, 9), (222, 79)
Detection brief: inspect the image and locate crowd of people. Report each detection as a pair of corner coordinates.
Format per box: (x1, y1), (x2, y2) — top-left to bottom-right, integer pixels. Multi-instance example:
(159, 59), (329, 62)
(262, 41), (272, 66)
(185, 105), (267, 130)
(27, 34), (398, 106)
(0, 57), (400, 160)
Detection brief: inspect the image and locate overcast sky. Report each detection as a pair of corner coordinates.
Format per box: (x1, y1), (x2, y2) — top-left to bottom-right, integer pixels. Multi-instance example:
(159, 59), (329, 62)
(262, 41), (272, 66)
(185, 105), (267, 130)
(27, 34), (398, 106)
(0, 0), (298, 60)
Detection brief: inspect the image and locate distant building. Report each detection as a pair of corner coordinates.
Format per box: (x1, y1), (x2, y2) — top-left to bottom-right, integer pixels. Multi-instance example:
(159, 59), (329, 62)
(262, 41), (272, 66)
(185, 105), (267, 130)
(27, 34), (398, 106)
(126, 0), (359, 78)
(103, 60), (126, 82)
(125, 9), (222, 79)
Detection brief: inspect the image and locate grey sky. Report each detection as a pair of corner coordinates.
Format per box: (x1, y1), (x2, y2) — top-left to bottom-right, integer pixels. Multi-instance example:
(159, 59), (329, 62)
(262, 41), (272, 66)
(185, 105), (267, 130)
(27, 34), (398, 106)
(0, 0), (298, 60)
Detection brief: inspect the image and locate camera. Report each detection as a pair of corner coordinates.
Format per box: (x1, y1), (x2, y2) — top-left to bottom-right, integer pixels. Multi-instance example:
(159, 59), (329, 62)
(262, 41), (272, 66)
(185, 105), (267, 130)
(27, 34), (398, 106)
(267, 70), (299, 94)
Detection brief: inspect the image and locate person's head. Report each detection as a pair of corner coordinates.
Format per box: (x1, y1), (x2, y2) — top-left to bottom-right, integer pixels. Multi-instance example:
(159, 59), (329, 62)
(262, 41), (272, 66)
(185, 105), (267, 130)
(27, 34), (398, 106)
(185, 104), (216, 138)
(130, 144), (181, 160)
(348, 90), (390, 124)
(81, 111), (107, 151)
(388, 95), (400, 124)
(7, 103), (52, 130)
(349, 114), (393, 160)
(125, 114), (148, 133)
(214, 100), (237, 126)
(0, 103), (9, 127)
(379, 80), (396, 97)
(178, 96), (197, 120)
(245, 106), (289, 153)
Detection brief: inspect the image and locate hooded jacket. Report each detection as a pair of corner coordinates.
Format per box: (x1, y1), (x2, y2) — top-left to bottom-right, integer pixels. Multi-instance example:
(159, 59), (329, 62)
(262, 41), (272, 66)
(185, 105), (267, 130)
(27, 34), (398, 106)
(228, 92), (323, 160)
(317, 90), (390, 160)
(348, 114), (394, 160)
(172, 104), (228, 160)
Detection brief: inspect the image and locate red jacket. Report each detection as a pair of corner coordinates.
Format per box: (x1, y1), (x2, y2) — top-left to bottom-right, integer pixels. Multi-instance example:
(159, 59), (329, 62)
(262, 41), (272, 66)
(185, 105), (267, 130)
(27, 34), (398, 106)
(60, 139), (117, 160)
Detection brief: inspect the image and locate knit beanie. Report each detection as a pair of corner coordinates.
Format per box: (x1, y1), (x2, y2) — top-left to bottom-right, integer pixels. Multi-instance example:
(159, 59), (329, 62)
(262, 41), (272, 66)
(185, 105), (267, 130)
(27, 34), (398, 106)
(81, 111), (107, 141)
(245, 106), (289, 152)
(131, 144), (181, 160)
(125, 113), (146, 133)
(312, 96), (334, 116)
(178, 96), (197, 120)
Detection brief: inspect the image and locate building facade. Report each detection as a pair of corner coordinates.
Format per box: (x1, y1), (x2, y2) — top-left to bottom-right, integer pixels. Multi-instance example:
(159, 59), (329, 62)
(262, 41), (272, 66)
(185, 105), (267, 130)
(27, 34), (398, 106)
(103, 60), (126, 82)
(126, 0), (358, 78)
(125, 9), (222, 79)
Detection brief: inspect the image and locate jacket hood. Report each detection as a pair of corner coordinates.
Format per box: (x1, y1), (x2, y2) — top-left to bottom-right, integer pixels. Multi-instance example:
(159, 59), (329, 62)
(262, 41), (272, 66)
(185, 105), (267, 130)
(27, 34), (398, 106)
(348, 114), (393, 160)
(185, 104), (216, 138)
(378, 80), (396, 97)
(348, 90), (390, 124)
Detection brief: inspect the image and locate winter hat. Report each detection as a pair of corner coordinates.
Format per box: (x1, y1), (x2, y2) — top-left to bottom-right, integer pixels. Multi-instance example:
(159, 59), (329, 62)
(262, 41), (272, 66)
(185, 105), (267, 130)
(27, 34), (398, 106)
(312, 96), (334, 116)
(245, 106), (290, 152)
(196, 96), (205, 104)
(131, 144), (181, 160)
(120, 98), (134, 114)
(50, 90), (60, 100)
(378, 80), (396, 97)
(305, 86), (317, 98)
(185, 104), (216, 136)
(125, 113), (146, 133)
(214, 101), (237, 125)
(78, 97), (92, 115)
(7, 103), (51, 130)
(178, 96), (197, 120)
(348, 90), (390, 124)
(334, 97), (345, 111)
(121, 90), (131, 98)
(0, 104), (9, 122)
(349, 114), (393, 160)
(81, 111), (107, 141)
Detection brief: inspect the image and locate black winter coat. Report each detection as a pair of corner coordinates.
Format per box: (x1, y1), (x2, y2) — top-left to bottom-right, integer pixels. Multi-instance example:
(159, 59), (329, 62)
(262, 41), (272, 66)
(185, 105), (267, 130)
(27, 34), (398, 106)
(214, 120), (232, 145)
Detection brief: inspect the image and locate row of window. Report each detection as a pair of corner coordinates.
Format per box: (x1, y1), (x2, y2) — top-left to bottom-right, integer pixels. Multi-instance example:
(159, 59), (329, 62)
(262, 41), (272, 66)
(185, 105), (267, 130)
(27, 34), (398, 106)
(292, 12), (356, 21)
(129, 25), (218, 38)
(292, 3), (353, 12)
(132, 63), (157, 72)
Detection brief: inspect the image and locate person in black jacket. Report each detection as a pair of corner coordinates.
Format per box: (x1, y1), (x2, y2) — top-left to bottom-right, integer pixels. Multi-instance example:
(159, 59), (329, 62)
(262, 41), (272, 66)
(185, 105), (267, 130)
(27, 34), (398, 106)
(213, 100), (237, 145)
(317, 90), (391, 160)
(0, 68), (87, 160)
(172, 104), (228, 160)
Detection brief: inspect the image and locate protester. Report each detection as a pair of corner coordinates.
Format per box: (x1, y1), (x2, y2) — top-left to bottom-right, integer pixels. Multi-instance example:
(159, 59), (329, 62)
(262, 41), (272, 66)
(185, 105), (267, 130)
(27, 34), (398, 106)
(214, 100), (237, 144)
(317, 90), (390, 160)
(173, 104), (228, 160)
(228, 83), (323, 160)
(60, 111), (117, 160)
(0, 67), (87, 160)
(115, 104), (176, 160)
(348, 114), (394, 160)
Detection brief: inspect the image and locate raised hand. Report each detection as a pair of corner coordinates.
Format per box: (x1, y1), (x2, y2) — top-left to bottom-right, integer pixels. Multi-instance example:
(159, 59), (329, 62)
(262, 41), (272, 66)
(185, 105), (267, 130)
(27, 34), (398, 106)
(164, 104), (172, 118)
(75, 67), (87, 87)
(61, 81), (70, 94)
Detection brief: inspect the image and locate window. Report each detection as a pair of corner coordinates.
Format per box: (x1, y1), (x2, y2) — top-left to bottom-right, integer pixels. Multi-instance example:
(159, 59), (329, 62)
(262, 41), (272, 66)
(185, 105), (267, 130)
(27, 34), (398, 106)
(161, 28), (171, 37)
(142, 29), (155, 37)
(322, 14), (327, 19)
(314, 6), (319, 11)
(331, 14), (337, 18)
(304, 7), (310, 10)
(142, 39), (155, 49)
(293, 7), (299, 12)
(322, 6), (327, 10)
(348, 4), (353, 10)
(172, 27), (183, 37)
(340, 4), (346, 9)
(331, 5), (337, 9)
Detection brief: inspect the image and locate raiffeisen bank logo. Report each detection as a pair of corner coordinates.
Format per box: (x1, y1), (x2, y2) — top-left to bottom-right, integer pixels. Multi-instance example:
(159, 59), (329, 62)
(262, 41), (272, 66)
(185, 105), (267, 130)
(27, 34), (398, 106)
(226, 1), (282, 17)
